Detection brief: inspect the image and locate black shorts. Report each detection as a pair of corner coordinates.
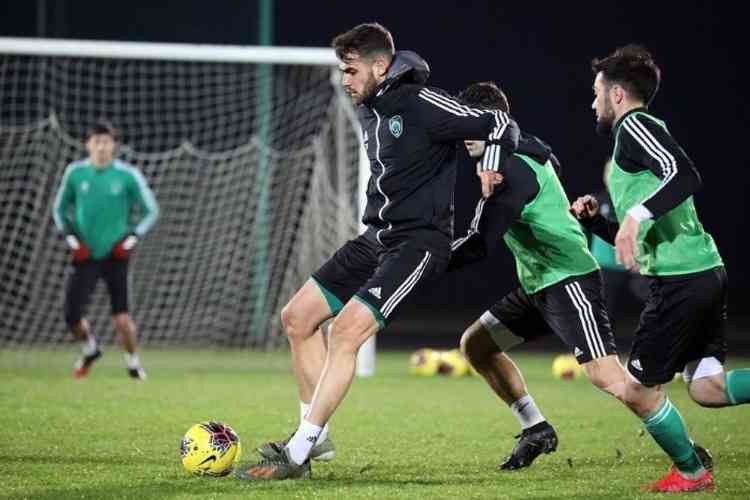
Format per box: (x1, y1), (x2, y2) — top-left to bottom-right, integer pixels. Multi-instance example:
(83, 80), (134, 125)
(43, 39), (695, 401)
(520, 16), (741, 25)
(627, 266), (728, 386)
(311, 229), (449, 328)
(64, 258), (129, 327)
(480, 271), (617, 364)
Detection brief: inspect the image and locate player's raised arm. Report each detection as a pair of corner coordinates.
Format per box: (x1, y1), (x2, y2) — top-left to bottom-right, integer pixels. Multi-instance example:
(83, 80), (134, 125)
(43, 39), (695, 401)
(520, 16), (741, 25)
(618, 114), (702, 222)
(413, 87), (519, 171)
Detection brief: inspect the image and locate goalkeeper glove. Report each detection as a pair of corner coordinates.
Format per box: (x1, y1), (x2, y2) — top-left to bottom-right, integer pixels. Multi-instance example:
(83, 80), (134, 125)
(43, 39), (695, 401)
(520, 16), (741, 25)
(112, 233), (138, 260)
(65, 234), (91, 263)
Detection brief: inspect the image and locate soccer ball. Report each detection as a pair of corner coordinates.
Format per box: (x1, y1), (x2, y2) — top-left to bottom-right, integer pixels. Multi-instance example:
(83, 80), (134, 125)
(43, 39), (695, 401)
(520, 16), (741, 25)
(551, 354), (583, 380)
(437, 349), (470, 377)
(180, 421), (241, 476)
(409, 348), (441, 376)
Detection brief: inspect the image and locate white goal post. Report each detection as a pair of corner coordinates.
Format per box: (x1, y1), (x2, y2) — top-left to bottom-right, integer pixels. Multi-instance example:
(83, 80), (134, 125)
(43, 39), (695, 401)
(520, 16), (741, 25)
(0, 37), (375, 376)
(0, 37), (336, 64)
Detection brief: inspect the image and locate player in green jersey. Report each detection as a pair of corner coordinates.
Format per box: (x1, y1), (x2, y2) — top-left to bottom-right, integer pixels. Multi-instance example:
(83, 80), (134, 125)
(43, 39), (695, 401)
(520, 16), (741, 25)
(53, 121), (159, 380)
(573, 44), (749, 492)
(453, 82), (628, 470)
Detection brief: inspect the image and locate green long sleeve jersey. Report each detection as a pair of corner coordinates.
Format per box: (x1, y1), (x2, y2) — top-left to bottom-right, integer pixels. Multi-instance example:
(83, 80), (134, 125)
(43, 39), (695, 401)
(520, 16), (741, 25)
(53, 159), (159, 260)
(608, 109), (722, 275)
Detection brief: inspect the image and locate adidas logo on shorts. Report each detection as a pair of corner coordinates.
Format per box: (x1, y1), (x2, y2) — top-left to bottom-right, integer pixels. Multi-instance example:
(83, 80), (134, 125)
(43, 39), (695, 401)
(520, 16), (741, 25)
(630, 358), (642, 371)
(368, 287), (382, 299)
(574, 347), (583, 358)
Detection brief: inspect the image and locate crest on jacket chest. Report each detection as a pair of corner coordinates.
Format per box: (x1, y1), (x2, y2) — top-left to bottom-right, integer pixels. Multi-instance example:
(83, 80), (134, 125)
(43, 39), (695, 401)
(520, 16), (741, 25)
(388, 115), (403, 138)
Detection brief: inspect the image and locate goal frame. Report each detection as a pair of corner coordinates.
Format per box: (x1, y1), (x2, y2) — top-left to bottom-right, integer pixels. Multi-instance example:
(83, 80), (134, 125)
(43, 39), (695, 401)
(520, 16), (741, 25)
(0, 37), (376, 376)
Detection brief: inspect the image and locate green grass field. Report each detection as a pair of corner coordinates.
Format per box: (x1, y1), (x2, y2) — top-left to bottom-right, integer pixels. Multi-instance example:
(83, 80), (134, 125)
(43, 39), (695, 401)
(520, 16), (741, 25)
(2, 349), (749, 499)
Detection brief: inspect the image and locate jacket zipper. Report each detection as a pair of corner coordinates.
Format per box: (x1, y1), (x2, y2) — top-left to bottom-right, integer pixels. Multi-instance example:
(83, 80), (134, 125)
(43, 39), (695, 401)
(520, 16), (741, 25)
(372, 109), (392, 245)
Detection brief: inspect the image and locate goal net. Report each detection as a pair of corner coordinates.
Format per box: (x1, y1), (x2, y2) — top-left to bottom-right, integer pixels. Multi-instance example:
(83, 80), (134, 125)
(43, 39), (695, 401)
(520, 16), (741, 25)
(0, 38), (363, 349)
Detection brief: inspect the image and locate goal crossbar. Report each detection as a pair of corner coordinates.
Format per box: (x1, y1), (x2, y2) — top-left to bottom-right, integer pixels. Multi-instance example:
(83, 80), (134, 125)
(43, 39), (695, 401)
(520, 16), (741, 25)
(0, 37), (337, 65)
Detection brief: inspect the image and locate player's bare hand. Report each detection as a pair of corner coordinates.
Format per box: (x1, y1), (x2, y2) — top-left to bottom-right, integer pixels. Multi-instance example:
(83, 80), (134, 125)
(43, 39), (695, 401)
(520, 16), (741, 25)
(615, 214), (641, 272)
(477, 169), (504, 199)
(570, 195), (599, 219)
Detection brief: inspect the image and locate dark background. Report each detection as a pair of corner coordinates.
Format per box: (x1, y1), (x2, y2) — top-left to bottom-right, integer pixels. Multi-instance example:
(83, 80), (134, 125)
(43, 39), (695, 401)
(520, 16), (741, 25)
(1, 1), (747, 350)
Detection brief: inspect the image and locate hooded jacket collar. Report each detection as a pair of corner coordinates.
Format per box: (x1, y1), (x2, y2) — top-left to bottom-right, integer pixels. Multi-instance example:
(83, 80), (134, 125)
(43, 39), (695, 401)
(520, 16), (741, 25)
(364, 50), (430, 106)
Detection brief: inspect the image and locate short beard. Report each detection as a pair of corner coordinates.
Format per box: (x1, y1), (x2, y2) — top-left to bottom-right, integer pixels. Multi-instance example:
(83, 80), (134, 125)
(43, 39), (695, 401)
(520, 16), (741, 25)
(354, 75), (379, 105)
(596, 117), (613, 136)
(595, 101), (616, 136)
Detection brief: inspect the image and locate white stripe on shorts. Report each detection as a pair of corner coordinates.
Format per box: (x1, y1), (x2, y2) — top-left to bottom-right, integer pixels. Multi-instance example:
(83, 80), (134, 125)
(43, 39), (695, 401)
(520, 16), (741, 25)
(564, 282), (605, 359)
(381, 251), (431, 318)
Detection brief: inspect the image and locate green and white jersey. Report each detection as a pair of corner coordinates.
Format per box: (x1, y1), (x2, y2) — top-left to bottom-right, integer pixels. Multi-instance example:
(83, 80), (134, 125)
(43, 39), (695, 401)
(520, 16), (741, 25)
(608, 108), (722, 275)
(502, 153), (599, 294)
(53, 159), (159, 260)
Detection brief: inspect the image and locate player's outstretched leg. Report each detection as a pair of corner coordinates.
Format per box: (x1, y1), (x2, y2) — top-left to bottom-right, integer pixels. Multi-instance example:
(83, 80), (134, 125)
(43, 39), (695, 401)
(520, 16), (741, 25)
(239, 299), (378, 481)
(70, 318), (102, 379)
(256, 279), (335, 462)
(460, 320), (558, 470)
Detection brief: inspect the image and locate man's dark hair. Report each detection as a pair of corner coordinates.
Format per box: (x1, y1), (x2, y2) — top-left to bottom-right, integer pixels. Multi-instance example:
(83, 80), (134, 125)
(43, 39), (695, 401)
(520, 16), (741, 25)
(332, 23), (394, 62)
(457, 81), (509, 113)
(592, 44), (661, 106)
(85, 120), (118, 141)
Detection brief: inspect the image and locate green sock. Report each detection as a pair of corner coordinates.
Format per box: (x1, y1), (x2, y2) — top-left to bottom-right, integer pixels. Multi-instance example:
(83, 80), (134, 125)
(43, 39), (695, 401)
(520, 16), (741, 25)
(725, 369), (750, 405)
(643, 398), (704, 476)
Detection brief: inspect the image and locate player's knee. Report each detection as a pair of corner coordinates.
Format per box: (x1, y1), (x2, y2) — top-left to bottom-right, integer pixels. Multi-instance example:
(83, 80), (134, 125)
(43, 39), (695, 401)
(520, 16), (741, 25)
(459, 329), (479, 365)
(280, 302), (294, 330)
(583, 357), (627, 402)
(593, 376), (627, 404)
(688, 376), (726, 407)
(64, 302), (83, 330)
(65, 312), (82, 331)
(327, 323), (363, 356)
(112, 313), (132, 332)
(459, 327), (495, 368)
(620, 379), (660, 416)
(458, 329), (474, 359)
(67, 317), (87, 336)
(688, 384), (712, 407)
(280, 302), (305, 340)
(684, 358), (727, 407)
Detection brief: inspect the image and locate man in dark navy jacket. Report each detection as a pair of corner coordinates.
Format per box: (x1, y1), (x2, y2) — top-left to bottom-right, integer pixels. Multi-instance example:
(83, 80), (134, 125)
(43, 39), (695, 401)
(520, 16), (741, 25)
(237, 22), (519, 480)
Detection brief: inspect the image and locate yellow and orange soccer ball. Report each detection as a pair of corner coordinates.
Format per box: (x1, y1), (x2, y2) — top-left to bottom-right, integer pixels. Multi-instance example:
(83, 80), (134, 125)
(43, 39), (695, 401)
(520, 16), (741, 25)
(551, 354), (583, 380)
(409, 348), (471, 377)
(411, 349), (583, 381)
